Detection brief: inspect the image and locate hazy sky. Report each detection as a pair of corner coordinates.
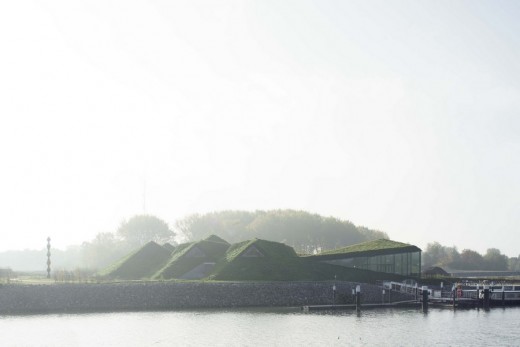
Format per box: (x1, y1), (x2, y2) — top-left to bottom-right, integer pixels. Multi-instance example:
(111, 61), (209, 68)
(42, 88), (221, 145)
(1, 1), (519, 256)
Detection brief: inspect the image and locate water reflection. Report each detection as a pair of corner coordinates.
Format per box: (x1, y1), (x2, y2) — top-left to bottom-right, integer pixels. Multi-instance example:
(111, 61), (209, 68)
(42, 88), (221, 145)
(1, 307), (520, 346)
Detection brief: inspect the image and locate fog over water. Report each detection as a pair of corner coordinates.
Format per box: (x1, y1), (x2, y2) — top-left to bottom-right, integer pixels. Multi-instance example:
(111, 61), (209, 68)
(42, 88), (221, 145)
(1, 1), (520, 256)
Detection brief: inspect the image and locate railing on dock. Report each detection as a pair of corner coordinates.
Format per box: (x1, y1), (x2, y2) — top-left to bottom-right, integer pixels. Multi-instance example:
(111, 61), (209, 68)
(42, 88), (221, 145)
(383, 281), (520, 303)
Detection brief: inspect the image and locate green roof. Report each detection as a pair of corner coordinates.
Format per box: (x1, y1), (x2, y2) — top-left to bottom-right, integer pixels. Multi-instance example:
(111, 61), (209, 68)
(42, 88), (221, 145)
(209, 239), (301, 281)
(210, 239), (410, 282)
(224, 238), (297, 262)
(162, 243), (175, 252)
(204, 234), (230, 245)
(99, 241), (171, 279)
(153, 239), (230, 279)
(100, 236), (420, 282)
(311, 239), (421, 260)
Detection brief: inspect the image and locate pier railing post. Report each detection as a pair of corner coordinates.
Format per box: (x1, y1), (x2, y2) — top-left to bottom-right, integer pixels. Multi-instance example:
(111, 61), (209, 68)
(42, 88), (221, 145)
(356, 285), (361, 313)
(422, 286), (429, 313)
(452, 286), (456, 309)
(483, 285), (490, 310)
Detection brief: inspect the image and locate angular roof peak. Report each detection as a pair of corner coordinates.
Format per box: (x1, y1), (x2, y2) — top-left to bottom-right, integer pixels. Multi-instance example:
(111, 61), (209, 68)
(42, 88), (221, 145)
(204, 234), (230, 244)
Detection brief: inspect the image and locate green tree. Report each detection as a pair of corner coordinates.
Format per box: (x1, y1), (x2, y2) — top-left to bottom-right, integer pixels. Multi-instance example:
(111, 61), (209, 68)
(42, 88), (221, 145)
(508, 256), (520, 271)
(483, 248), (508, 270)
(422, 242), (447, 268)
(457, 249), (484, 270)
(80, 232), (130, 270)
(174, 209), (387, 253)
(422, 242), (460, 268)
(117, 214), (175, 249)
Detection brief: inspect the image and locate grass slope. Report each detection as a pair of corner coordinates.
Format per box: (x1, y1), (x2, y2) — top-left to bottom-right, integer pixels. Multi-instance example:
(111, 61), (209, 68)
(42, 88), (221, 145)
(314, 239), (420, 258)
(153, 240), (230, 279)
(162, 243), (175, 252)
(204, 234), (230, 244)
(99, 241), (172, 280)
(209, 238), (398, 282)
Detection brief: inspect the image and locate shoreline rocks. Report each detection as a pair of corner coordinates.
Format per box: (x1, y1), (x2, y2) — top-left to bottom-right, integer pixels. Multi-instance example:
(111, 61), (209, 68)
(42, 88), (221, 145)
(0, 281), (414, 314)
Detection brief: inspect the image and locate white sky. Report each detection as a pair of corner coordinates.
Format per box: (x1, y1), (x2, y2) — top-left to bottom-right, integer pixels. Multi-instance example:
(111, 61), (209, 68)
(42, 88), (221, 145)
(1, 0), (519, 256)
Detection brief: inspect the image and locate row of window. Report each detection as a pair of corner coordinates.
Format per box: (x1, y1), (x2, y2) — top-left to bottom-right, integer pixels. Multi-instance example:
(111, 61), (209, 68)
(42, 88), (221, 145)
(325, 251), (421, 277)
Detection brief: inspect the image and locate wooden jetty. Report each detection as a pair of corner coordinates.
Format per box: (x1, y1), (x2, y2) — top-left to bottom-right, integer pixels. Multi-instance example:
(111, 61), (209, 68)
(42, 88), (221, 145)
(302, 300), (418, 312)
(302, 282), (520, 312)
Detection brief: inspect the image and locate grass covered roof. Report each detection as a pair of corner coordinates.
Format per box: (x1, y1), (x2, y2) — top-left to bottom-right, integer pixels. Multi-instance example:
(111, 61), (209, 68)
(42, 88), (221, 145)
(153, 239), (230, 279)
(204, 234), (230, 244)
(99, 241), (172, 280)
(99, 236), (421, 282)
(211, 239), (409, 282)
(224, 238), (297, 262)
(162, 243), (175, 252)
(311, 239), (421, 260)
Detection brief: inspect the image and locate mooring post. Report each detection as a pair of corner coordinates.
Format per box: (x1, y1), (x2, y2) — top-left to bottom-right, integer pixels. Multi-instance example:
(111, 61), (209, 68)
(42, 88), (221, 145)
(452, 286), (456, 309)
(356, 285), (361, 313)
(502, 287), (505, 306)
(483, 285), (490, 310)
(382, 289), (385, 304)
(476, 285), (479, 305)
(422, 286), (429, 313)
(415, 283), (418, 301)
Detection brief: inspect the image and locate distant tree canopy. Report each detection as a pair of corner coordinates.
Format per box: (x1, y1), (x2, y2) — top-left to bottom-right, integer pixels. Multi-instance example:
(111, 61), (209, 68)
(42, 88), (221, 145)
(422, 242), (509, 271)
(117, 214), (175, 249)
(175, 210), (388, 253)
(80, 214), (175, 270)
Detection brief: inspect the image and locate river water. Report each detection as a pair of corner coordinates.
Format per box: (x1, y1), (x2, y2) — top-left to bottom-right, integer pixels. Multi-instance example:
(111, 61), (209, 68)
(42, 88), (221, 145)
(1, 307), (519, 346)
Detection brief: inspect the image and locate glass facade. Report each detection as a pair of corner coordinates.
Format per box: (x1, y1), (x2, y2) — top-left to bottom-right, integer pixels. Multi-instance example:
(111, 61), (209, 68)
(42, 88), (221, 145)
(324, 251), (421, 277)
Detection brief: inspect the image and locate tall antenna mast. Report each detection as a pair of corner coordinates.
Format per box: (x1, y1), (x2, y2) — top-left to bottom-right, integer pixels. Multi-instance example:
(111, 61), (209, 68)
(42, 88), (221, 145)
(143, 174), (147, 214)
(46, 237), (51, 279)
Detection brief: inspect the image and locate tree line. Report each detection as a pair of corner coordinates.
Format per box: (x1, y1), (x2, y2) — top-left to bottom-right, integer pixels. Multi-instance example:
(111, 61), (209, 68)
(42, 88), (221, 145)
(1, 210), (388, 271)
(422, 241), (520, 271)
(175, 209), (388, 254)
(79, 209), (386, 269)
(0, 215), (175, 272)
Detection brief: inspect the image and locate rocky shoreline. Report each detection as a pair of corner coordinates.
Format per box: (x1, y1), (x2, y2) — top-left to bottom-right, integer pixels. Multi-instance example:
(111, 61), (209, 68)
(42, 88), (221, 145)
(0, 281), (414, 314)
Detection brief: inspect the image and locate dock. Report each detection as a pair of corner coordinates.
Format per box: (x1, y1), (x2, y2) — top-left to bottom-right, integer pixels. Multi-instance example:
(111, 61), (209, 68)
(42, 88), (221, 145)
(303, 300), (419, 311)
(302, 281), (520, 312)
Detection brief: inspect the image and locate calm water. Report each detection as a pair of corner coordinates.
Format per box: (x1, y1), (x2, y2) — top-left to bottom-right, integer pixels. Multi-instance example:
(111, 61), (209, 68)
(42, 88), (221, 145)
(1, 307), (519, 346)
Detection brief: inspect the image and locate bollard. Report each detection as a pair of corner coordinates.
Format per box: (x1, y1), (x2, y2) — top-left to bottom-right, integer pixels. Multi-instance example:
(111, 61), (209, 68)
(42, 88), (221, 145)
(502, 287), (505, 307)
(356, 285), (361, 313)
(476, 285), (480, 308)
(453, 287), (456, 309)
(332, 284), (336, 308)
(422, 286), (429, 313)
(483, 286), (490, 310)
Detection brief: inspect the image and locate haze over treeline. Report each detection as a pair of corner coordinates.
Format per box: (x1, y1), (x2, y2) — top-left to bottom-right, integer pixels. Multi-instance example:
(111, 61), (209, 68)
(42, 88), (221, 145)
(1, 210), (519, 273)
(422, 242), (519, 271)
(1, 210), (386, 271)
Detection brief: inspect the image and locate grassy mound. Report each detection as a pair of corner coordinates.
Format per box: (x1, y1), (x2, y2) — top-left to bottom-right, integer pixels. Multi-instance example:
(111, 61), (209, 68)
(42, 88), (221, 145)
(162, 243), (176, 252)
(210, 238), (409, 282)
(99, 241), (172, 280)
(313, 239), (420, 258)
(204, 234), (229, 244)
(99, 237), (417, 282)
(212, 255), (407, 282)
(153, 240), (230, 279)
